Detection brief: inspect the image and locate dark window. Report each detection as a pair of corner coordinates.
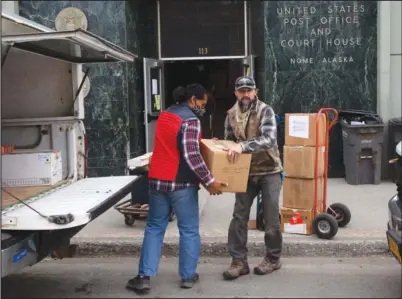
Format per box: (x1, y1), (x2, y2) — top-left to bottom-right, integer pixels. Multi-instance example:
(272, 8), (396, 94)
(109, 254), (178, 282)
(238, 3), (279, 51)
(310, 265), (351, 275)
(159, 1), (246, 58)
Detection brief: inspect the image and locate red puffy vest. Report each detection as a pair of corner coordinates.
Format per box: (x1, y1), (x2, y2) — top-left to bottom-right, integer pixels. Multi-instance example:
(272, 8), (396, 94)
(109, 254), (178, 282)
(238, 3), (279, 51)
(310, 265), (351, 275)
(148, 104), (202, 184)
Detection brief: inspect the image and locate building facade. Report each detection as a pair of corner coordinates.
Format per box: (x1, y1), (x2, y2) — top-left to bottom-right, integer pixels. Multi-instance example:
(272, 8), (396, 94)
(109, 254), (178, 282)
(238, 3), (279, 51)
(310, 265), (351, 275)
(3, 1), (401, 178)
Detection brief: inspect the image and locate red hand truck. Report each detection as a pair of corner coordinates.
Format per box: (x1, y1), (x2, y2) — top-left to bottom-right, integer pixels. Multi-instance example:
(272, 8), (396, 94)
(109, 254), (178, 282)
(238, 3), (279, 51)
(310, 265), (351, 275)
(312, 108), (351, 239)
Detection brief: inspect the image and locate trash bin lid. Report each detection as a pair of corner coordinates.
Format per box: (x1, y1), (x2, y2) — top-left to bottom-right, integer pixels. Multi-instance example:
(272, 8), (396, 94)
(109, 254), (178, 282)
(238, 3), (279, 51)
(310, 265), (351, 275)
(338, 109), (380, 118)
(338, 109), (383, 125)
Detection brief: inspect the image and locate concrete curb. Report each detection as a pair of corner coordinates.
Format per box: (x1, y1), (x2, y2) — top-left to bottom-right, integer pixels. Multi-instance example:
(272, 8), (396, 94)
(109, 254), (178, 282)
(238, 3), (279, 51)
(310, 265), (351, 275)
(73, 237), (390, 258)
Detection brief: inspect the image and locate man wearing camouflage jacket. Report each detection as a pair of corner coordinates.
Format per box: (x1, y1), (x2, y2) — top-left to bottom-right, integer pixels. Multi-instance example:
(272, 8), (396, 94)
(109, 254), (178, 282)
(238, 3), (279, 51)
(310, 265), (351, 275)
(222, 76), (283, 280)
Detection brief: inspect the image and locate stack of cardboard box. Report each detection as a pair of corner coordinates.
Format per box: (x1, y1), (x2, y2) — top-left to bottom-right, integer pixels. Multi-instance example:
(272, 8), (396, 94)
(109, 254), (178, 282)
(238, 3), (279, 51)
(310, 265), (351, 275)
(280, 113), (327, 235)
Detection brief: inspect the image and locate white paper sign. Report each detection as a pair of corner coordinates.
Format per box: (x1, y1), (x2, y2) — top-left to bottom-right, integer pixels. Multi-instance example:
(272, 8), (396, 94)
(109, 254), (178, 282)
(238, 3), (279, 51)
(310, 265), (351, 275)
(151, 79), (158, 95)
(284, 223), (307, 234)
(288, 115), (309, 139)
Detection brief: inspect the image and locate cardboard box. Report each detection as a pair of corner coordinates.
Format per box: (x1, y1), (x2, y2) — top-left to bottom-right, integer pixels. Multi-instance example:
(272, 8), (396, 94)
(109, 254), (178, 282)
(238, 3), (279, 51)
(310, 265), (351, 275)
(248, 219), (257, 230)
(280, 207), (314, 235)
(283, 145), (325, 179)
(283, 177), (324, 210)
(200, 139), (252, 193)
(285, 113), (326, 146)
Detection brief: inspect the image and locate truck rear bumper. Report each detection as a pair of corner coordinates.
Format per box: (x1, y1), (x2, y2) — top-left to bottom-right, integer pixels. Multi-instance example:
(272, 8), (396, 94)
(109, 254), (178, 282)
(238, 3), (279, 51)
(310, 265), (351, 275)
(1, 233), (38, 278)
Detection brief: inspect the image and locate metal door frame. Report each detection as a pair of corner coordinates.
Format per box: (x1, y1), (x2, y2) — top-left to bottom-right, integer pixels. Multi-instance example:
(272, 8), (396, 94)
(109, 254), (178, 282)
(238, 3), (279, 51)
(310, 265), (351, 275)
(157, 1), (248, 61)
(143, 58), (165, 152)
(242, 54), (255, 77)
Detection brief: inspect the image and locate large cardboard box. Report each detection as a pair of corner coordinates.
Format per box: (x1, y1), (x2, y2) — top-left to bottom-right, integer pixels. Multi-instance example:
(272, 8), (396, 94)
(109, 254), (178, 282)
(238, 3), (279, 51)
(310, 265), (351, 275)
(283, 145), (325, 179)
(283, 177), (324, 210)
(280, 207), (314, 235)
(285, 113), (326, 147)
(200, 139), (252, 193)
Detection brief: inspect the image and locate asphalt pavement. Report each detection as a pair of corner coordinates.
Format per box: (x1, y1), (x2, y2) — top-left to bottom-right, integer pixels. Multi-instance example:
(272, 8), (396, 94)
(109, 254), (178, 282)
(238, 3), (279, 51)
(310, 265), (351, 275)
(2, 257), (401, 298)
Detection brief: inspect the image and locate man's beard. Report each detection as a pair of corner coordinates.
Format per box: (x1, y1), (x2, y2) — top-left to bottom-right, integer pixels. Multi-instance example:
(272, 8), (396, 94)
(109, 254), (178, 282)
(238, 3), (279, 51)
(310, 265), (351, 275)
(239, 96), (252, 112)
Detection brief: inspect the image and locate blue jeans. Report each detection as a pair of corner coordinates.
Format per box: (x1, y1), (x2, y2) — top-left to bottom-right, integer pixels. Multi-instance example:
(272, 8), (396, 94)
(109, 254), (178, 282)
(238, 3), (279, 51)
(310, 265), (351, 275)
(138, 186), (200, 280)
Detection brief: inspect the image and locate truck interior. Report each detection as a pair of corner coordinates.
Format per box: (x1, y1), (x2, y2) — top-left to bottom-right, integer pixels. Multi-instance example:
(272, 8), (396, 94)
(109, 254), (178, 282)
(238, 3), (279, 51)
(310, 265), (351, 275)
(1, 12), (137, 233)
(164, 59), (244, 139)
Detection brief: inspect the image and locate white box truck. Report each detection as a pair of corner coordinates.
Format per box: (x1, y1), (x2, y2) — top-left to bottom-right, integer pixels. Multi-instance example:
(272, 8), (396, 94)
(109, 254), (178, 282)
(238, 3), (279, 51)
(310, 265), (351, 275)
(1, 12), (139, 277)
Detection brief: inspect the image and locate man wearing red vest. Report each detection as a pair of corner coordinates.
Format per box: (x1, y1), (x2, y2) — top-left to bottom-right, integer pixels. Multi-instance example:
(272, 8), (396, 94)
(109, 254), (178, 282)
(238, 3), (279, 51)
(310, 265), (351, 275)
(126, 84), (226, 294)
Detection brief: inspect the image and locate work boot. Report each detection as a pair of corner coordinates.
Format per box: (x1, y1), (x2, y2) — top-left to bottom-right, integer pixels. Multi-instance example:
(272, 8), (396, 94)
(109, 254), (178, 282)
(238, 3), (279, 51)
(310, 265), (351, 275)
(222, 259), (250, 280)
(126, 275), (150, 294)
(253, 257), (281, 275)
(180, 273), (199, 289)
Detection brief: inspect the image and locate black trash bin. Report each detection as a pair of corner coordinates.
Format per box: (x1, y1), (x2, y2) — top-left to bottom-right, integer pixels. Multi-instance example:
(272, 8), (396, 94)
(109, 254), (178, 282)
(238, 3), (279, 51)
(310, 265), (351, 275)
(329, 110), (384, 178)
(339, 110), (385, 185)
(388, 117), (402, 182)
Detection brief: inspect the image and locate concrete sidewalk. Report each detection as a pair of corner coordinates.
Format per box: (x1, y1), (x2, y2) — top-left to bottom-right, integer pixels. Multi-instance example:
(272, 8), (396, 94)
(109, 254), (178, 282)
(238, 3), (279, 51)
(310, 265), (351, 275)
(72, 179), (397, 258)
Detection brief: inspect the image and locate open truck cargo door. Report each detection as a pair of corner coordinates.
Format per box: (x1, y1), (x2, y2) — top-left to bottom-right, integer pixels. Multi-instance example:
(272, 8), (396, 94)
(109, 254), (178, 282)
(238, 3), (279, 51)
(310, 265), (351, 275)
(1, 12), (136, 64)
(1, 28), (136, 64)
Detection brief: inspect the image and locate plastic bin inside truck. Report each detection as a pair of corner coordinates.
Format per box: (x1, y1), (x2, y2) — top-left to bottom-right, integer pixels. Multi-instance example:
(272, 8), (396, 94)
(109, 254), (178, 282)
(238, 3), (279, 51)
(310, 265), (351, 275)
(339, 110), (385, 185)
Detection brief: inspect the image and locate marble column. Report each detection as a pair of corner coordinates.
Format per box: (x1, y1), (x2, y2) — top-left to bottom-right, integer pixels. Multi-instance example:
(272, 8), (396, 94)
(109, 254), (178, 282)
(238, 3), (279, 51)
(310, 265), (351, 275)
(125, 0), (158, 159)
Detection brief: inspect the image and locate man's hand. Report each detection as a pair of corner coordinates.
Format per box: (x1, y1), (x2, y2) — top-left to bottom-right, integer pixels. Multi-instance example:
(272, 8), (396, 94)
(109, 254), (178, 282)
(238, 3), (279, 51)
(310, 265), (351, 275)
(206, 180), (228, 195)
(225, 143), (243, 164)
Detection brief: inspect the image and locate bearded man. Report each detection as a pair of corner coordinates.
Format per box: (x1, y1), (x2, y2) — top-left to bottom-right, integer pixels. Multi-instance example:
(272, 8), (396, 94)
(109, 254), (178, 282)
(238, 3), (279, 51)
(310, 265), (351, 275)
(222, 76), (283, 280)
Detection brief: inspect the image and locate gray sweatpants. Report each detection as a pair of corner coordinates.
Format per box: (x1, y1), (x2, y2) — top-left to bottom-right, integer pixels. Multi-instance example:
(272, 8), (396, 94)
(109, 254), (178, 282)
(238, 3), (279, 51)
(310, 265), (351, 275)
(228, 173), (282, 261)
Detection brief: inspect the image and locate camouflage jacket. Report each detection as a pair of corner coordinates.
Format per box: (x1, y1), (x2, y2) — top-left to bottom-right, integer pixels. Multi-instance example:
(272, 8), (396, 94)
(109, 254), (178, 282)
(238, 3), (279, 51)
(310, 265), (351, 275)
(224, 100), (282, 176)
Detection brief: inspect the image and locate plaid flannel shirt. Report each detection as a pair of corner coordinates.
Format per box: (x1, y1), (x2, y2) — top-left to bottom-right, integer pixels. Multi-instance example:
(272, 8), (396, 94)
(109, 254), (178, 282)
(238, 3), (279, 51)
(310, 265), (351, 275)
(149, 117), (214, 192)
(224, 103), (278, 153)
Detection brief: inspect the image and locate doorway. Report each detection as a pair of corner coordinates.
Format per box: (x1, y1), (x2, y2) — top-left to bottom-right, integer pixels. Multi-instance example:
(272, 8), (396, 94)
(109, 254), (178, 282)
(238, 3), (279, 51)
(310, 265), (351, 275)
(164, 59), (244, 139)
(142, 56), (254, 152)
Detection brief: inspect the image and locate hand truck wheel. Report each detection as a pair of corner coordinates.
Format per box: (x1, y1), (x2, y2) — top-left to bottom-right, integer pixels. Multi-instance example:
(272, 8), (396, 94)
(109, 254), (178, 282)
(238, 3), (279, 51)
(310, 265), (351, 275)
(327, 203), (351, 228)
(124, 215), (136, 226)
(312, 213), (339, 239)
